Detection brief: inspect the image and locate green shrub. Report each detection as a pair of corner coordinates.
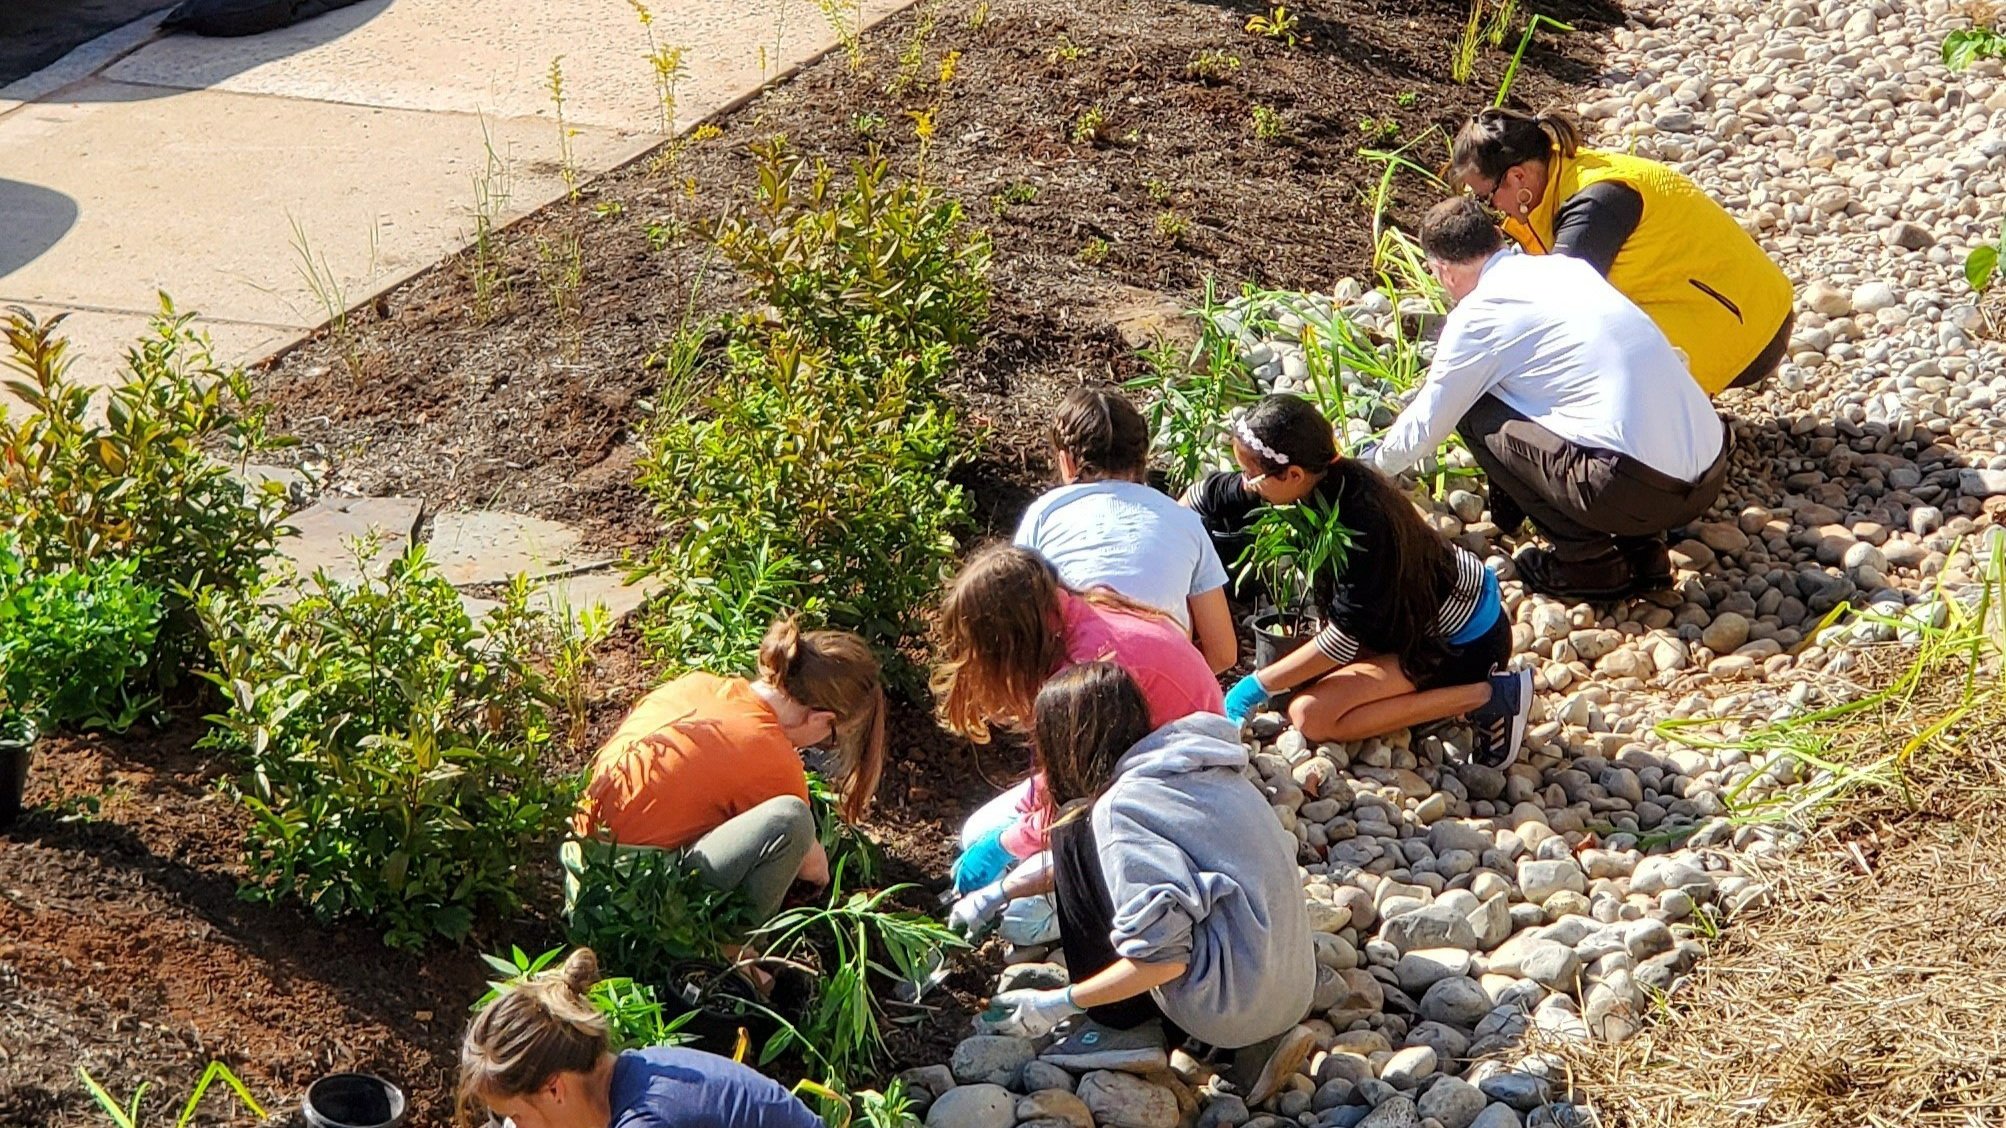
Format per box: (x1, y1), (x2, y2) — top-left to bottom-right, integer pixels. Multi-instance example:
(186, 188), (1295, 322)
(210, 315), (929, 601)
(562, 838), (754, 985)
(637, 143), (987, 680)
(711, 140), (991, 360)
(0, 533), (163, 734)
(1, 301), (292, 697)
(199, 546), (576, 948)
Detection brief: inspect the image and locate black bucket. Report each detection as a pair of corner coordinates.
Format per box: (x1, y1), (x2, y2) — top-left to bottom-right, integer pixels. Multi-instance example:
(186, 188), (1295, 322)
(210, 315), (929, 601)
(665, 959), (810, 1056)
(303, 1073), (407, 1128)
(0, 718), (37, 830)
(1249, 610), (1315, 669)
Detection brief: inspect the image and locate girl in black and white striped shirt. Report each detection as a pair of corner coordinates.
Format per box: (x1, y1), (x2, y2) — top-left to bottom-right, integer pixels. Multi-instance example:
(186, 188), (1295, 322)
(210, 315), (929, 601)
(1187, 394), (1532, 768)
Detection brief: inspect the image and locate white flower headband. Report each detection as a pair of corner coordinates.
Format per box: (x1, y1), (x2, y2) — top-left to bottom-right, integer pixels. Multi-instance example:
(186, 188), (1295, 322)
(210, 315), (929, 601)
(1233, 417), (1290, 466)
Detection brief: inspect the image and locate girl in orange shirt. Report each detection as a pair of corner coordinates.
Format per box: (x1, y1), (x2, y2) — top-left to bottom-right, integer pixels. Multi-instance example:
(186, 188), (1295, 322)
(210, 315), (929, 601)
(571, 618), (885, 920)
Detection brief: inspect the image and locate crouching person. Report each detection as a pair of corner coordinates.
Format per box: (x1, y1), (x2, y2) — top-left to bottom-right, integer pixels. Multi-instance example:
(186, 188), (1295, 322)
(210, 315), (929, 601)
(460, 947), (821, 1128)
(568, 617), (885, 922)
(954, 663), (1317, 1107)
(1372, 197), (1732, 602)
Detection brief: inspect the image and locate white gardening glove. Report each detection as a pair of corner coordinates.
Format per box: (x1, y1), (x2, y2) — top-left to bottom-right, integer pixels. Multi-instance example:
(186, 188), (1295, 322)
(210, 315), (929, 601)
(981, 987), (1082, 1038)
(948, 881), (1010, 937)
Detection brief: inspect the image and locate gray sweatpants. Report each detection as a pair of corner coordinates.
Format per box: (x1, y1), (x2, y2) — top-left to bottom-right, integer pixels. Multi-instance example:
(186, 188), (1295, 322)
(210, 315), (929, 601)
(564, 794), (816, 921)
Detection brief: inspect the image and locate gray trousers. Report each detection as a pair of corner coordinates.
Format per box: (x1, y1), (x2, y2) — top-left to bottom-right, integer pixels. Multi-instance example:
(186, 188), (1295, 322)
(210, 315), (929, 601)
(564, 794), (816, 921)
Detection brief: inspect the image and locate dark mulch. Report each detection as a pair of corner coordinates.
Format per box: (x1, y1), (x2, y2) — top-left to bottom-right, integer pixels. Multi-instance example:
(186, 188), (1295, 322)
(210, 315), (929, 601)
(1, 0), (1622, 1122)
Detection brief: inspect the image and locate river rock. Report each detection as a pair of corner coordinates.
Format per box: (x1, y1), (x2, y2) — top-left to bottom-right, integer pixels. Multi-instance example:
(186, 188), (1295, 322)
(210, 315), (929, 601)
(1078, 1072), (1179, 1128)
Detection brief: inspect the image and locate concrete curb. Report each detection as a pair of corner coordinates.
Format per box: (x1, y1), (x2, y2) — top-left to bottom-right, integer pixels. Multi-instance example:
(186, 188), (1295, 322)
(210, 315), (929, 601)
(0, 10), (170, 113)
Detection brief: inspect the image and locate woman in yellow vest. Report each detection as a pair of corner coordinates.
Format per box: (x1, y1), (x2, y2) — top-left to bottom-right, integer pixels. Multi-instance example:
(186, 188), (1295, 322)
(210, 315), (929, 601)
(1450, 108), (1795, 398)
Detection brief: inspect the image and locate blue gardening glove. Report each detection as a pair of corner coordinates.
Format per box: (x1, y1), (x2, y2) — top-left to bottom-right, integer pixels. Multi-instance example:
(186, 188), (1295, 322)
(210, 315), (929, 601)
(1224, 673), (1274, 724)
(952, 825), (1016, 896)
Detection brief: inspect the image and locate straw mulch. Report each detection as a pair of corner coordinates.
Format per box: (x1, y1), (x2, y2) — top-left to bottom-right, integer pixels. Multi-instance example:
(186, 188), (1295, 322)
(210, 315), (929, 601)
(1556, 680), (2006, 1128)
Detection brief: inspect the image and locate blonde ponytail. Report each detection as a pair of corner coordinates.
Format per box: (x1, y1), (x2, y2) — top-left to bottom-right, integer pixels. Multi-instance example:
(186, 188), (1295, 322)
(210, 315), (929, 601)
(457, 948), (609, 1124)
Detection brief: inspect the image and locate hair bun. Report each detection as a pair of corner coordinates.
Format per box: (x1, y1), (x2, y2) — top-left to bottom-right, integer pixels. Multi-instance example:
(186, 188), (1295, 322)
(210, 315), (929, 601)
(759, 616), (803, 681)
(557, 947), (600, 994)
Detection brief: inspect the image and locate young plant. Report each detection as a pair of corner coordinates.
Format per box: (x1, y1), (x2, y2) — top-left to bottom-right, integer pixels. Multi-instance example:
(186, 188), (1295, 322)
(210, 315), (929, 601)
(1154, 211), (1189, 244)
(1396, 89), (1419, 108)
(990, 181), (1039, 213)
(1944, 23), (2006, 71)
(468, 120), (514, 324)
(78, 1062), (267, 1128)
(750, 881), (968, 1076)
(287, 215), (375, 374)
(1495, 15), (1575, 106)
(1452, 0), (1486, 83)
(1484, 0), (1518, 47)
(477, 946), (699, 1050)
(817, 0), (866, 71)
(1123, 281), (1262, 492)
(1187, 49), (1242, 82)
(1070, 105), (1113, 145)
(1355, 114), (1400, 144)
(627, 2), (691, 135)
(536, 230), (587, 345)
(796, 1077), (921, 1128)
(548, 56), (579, 200)
(1251, 104), (1287, 140)
(562, 837), (756, 982)
(1, 303), (292, 697)
(199, 545), (578, 948)
(886, 4), (939, 98)
(967, 0), (989, 31)
(1046, 35), (1089, 63)
(1235, 490), (1355, 631)
(1965, 227), (2004, 298)
(1077, 236), (1111, 265)
(1245, 5), (1301, 46)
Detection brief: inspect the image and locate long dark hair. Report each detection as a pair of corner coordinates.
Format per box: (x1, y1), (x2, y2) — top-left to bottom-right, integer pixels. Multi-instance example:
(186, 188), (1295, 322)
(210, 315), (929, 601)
(1236, 395), (1459, 682)
(1450, 106), (1582, 183)
(1033, 662), (1154, 819)
(1050, 387), (1149, 481)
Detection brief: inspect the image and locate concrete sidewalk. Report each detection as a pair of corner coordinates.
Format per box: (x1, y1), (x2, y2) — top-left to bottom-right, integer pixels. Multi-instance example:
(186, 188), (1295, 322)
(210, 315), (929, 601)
(0, 0), (906, 398)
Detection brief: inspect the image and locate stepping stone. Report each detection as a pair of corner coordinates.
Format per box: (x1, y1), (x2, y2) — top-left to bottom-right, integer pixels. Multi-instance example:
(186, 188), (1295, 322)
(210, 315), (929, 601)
(426, 510), (587, 586)
(276, 495), (423, 585)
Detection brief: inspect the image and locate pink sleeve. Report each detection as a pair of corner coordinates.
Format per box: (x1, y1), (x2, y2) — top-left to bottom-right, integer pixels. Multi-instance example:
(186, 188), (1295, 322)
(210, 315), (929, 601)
(1001, 774), (1051, 858)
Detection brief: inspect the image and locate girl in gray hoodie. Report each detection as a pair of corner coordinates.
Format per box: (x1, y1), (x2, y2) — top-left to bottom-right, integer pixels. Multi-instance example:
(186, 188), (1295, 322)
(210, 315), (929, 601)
(955, 662), (1318, 1107)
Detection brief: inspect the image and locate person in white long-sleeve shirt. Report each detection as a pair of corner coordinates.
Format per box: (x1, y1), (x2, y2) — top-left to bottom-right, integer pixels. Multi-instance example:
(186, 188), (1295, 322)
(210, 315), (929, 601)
(1371, 197), (1732, 602)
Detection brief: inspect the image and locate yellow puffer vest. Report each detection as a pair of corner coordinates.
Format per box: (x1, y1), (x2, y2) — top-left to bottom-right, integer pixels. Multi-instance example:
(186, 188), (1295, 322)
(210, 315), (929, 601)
(1501, 148), (1794, 396)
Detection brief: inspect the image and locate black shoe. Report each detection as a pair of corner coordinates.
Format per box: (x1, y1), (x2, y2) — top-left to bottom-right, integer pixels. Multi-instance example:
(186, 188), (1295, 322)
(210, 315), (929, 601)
(1513, 546), (1635, 603)
(1469, 667), (1532, 770)
(1488, 488), (1528, 537)
(1618, 538), (1674, 594)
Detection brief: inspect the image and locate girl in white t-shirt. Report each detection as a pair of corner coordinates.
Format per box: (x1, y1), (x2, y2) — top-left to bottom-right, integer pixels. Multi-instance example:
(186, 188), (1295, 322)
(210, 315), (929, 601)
(1012, 388), (1238, 674)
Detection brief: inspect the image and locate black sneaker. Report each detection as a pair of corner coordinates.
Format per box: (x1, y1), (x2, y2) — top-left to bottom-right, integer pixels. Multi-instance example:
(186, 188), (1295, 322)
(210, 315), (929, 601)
(1619, 537), (1675, 594)
(1226, 1024), (1318, 1108)
(1040, 1018), (1168, 1073)
(1469, 667), (1532, 770)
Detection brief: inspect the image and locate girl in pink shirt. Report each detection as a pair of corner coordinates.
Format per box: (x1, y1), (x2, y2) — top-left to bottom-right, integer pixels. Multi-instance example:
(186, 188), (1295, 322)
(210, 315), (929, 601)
(933, 544), (1224, 889)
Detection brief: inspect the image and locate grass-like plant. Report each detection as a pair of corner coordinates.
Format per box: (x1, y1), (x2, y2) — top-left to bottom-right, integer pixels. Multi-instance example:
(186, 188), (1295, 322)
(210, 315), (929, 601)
(1494, 14), (1575, 106)
(1654, 542), (2006, 831)
(1235, 489), (1354, 632)
(1123, 280), (1262, 494)
(1452, 0), (1486, 83)
(1245, 4), (1301, 46)
(78, 1062), (266, 1128)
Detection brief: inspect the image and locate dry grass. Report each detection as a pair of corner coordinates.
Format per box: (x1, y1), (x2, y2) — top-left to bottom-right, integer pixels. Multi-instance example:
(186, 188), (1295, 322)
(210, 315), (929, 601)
(1558, 607), (2006, 1127)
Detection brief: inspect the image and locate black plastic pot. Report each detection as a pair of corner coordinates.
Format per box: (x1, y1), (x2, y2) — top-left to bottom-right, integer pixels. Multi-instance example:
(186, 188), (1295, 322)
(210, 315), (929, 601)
(1249, 610), (1315, 669)
(0, 717), (37, 830)
(303, 1073), (407, 1128)
(666, 959), (807, 1055)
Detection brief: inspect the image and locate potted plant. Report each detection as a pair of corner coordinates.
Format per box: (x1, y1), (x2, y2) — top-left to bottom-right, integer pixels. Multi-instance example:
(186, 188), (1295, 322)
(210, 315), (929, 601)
(1235, 491), (1354, 668)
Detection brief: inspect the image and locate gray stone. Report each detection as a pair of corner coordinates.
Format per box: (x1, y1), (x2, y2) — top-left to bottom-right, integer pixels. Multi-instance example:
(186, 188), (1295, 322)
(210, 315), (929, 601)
(1078, 1071), (1179, 1128)
(1019, 1061), (1075, 1093)
(1396, 949), (1474, 993)
(1329, 968), (1387, 1024)
(1467, 895), (1512, 950)
(1358, 1096), (1420, 1128)
(925, 1083), (1014, 1128)
(1489, 936), (1582, 992)
(1380, 1045), (1437, 1088)
(1016, 1089), (1094, 1128)
(1382, 904), (1480, 954)
(1851, 281), (1898, 313)
(1959, 468), (2006, 498)
(1419, 976), (1492, 1028)
(1416, 1077), (1489, 1128)
(1477, 1071), (1550, 1112)
(1882, 220), (1936, 250)
(1700, 611), (1751, 654)
(951, 1035), (1036, 1085)
(997, 962), (1069, 993)
(1198, 1094), (1253, 1127)
(1516, 859), (1586, 905)
(899, 1064), (958, 1103)
(1470, 1105), (1524, 1128)
(1630, 855), (1715, 901)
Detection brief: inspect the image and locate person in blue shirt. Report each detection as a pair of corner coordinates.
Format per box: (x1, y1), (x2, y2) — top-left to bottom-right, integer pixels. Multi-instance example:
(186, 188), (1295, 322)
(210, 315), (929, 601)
(459, 948), (821, 1128)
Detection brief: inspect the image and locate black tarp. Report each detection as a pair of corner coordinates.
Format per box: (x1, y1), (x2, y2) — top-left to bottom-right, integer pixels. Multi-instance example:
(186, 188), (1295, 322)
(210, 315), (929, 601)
(163, 0), (367, 37)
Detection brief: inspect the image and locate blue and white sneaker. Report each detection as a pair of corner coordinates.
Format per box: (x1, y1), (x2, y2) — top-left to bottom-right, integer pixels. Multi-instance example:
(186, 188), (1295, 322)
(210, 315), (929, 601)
(1470, 667), (1533, 769)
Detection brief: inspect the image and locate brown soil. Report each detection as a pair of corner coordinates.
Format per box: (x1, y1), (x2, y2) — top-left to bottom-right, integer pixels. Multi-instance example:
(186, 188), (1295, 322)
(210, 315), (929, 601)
(1, 0), (1622, 1123)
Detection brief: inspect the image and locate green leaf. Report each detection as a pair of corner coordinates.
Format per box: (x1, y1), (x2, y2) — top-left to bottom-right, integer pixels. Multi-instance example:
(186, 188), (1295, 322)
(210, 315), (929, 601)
(1966, 243), (1999, 294)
